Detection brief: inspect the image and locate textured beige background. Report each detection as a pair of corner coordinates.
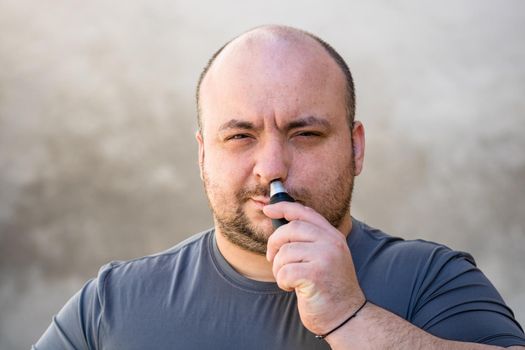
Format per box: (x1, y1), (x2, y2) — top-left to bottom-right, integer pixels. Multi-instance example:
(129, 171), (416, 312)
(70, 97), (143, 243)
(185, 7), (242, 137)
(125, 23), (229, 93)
(1, 1), (524, 348)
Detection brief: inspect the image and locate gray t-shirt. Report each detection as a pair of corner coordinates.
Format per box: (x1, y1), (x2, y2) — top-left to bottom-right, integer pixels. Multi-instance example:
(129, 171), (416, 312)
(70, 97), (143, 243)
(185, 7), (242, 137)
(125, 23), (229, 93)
(33, 218), (525, 349)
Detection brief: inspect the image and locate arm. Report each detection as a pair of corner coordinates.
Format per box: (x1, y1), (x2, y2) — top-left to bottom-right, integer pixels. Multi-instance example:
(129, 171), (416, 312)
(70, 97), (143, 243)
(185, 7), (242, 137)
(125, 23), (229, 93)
(264, 202), (525, 349)
(326, 301), (525, 349)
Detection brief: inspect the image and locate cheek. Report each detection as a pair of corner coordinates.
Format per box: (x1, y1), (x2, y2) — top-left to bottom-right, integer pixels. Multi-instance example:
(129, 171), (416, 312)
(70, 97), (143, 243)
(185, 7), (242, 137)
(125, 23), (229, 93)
(290, 140), (352, 187)
(291, 145), (342, 175)
(203, 147), (252, 186)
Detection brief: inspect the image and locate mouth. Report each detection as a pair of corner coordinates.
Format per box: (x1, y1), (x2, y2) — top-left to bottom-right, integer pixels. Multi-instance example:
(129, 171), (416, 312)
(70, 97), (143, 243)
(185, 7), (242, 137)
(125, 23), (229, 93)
(249, 196), (270, 209)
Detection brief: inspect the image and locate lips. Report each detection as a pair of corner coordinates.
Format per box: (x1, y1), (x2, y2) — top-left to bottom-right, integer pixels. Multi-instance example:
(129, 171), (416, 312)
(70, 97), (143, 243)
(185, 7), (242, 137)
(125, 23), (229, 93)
(251, 196), (269, 205)
(248, 196), (270, 210)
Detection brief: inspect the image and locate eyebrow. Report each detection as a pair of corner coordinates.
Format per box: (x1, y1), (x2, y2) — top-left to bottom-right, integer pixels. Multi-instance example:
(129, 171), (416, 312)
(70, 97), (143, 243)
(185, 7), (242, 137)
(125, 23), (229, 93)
(218, 119), (256, 132)
(285, 116), (331, 131)
(217, 115), (331, 133)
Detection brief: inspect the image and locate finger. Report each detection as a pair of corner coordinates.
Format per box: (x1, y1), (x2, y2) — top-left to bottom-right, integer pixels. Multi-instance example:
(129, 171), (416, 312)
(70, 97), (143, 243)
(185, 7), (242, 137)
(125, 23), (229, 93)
(272, 241), (317, 279)
(275, 262), (316, 295)
(263, 201), (328, 229)
(266, 220), (321, 262)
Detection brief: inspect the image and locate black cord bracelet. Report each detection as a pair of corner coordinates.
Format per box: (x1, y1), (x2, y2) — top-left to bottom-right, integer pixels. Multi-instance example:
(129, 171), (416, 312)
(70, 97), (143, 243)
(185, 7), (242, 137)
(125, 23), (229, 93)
(315, 299), (368, 340)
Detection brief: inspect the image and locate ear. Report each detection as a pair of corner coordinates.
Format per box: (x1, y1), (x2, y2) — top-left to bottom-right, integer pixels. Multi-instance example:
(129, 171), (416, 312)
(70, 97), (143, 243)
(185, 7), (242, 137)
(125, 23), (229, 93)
(196, 130), (205, 181)
(351, 121), (365, 176)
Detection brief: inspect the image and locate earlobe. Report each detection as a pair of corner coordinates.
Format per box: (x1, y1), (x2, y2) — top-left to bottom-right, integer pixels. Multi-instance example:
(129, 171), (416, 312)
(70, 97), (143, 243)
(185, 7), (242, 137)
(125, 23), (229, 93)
(196, 130), (205, 181)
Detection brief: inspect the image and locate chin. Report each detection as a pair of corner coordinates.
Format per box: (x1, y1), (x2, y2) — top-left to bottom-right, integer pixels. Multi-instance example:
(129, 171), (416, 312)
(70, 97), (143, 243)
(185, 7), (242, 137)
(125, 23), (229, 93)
(244, 207), (271, 227)
(251, 218), (275, 237)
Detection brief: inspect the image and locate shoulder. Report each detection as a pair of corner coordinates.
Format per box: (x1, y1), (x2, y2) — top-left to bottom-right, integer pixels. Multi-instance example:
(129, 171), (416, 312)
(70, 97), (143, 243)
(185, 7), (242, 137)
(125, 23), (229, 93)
(32, 230), (215, 348)
(350, 219), (481, 319)
(351, 219), (475, 274)
(91, 229), (214, 300)
(351, 220), (525, 346)
(98, 229), (213, 280)
(90, 229), (215, 329)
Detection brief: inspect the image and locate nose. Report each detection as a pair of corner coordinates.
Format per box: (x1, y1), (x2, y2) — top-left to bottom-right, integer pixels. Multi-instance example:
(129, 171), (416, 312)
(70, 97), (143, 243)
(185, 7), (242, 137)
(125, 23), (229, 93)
(252, 137), (290, 187)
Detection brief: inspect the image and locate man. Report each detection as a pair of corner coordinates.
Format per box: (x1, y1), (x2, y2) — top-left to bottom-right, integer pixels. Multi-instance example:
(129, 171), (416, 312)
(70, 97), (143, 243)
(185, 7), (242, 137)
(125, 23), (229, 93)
(34, 25), (525, 349)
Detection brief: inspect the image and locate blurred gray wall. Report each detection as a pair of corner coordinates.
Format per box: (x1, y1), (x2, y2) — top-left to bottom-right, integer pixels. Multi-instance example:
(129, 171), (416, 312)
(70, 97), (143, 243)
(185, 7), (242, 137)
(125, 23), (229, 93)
(1, 0), (524, 348)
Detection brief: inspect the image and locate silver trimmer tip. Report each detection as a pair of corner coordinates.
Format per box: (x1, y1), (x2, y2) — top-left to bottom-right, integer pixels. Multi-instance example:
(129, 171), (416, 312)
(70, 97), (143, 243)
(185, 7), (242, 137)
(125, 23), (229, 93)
(270, 180), (287, 197)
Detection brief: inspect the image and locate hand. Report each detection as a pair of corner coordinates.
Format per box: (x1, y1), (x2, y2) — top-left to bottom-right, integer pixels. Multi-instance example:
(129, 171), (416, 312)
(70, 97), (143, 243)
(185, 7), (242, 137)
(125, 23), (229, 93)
(263, 201), (365, 336)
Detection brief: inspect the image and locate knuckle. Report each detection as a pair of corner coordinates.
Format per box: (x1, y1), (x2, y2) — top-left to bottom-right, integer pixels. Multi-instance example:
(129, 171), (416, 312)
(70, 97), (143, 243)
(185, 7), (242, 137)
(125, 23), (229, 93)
(276, 266), (292, 288)
(277, 264), (289, 280)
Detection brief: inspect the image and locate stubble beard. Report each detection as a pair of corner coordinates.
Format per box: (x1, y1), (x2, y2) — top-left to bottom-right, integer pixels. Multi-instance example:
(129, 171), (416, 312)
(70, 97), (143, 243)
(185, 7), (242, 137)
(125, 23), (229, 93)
(203, 159), (355, 255)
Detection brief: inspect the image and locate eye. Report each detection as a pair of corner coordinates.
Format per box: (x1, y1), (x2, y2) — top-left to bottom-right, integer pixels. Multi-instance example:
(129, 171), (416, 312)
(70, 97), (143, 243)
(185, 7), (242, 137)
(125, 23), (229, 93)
(226, 133), (251, 141)
(295, 131), (322, 138)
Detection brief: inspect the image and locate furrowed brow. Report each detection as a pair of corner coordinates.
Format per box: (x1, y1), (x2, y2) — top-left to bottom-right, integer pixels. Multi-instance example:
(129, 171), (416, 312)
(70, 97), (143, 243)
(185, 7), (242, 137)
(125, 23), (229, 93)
(218, 119), (256, 132)
(285, 116), (331, 131)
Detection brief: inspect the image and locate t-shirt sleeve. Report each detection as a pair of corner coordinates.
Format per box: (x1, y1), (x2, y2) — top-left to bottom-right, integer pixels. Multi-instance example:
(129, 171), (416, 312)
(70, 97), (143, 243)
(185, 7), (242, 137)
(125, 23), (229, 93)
(32, 264), (112, 350)
(409, 246), (525, 347)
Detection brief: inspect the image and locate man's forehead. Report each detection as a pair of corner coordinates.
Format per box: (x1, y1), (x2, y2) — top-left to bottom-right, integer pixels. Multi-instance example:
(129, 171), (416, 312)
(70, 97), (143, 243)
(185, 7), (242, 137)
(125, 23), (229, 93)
(202, 27), (341, 93)
(198, 26), (348, 133)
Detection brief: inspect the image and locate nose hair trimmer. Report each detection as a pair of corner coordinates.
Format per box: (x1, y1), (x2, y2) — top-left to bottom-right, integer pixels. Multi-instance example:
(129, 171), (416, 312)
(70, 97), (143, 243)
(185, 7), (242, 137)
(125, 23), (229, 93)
(269, 180), (295, 229)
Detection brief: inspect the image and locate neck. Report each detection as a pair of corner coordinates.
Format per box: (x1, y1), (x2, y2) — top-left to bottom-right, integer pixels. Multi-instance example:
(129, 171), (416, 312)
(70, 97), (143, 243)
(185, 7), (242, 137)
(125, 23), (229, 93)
(215, 228), (276, 282)
(214, 213), (353, 282)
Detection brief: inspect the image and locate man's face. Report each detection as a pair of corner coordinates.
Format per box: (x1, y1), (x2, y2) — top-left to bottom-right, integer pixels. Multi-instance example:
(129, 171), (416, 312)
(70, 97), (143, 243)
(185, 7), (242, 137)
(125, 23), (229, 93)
(197, 35), (363, 254)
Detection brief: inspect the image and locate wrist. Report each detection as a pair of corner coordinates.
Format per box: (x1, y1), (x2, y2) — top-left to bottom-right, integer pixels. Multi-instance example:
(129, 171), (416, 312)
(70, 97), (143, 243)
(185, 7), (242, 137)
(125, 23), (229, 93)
(323, 298), (372, 348)
(315, 298), (368, 339)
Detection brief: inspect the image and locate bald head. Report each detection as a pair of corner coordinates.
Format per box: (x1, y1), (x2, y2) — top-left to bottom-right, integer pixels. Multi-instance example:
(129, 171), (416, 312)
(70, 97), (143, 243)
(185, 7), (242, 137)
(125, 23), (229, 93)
(196, 25), (355, 131)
